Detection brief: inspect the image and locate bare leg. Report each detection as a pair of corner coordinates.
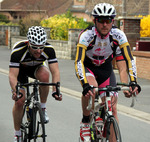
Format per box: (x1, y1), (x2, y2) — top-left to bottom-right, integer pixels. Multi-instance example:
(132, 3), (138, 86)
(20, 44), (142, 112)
(82, 76), (98, 116)
(35, 66), (50, 103)
(13, 89), (25, 131)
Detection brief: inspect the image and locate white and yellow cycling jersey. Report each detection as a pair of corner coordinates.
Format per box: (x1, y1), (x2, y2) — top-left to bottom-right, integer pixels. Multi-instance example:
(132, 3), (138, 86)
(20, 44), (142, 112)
(75, 26), (137, 86)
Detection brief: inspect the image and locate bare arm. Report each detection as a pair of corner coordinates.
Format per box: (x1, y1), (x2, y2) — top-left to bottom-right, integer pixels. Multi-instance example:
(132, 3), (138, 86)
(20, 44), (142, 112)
(9, 67), (20, 100)
(9, 67), (19, 92)
(48, 62), (60, 92)
(116, 60), (128, 84)
(116, 60), (134, 97)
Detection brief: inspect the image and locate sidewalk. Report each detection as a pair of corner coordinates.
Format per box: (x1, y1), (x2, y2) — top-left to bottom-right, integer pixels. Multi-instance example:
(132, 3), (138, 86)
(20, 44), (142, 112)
(0, 46), (150, 122)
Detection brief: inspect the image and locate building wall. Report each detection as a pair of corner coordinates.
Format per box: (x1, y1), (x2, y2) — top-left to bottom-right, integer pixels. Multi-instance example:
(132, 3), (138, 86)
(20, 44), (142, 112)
(126, 0), (149, 16)
(133, 51), (150, 80)
(72, 12), (92, 22)
(74, 0), (86, 6)
(119, 17), (141, 49)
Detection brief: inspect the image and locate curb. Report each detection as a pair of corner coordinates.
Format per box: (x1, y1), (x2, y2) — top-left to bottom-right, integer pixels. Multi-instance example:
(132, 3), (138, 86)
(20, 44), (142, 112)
(1, 68), (150, 123)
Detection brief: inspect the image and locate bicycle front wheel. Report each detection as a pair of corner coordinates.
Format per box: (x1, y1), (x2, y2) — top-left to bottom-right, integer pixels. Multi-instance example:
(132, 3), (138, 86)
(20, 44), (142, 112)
(30, 102), (46, 142)
(21, 106), (29, 142)
(103, 116), (122, 142)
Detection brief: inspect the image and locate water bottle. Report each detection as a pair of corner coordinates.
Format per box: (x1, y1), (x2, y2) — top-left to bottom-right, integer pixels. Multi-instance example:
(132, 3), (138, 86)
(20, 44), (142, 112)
(26, 102), (33, 121)
(26, 106), (31, 121)
(29, 102), (33, 117)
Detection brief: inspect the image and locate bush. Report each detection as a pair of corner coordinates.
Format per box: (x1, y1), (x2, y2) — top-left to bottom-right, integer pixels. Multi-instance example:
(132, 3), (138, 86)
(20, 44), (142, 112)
(140, 15), (150, 37)
(19, 14), (41, 36)
(41, 11), (92, 40)
(0, 14), (10, 23)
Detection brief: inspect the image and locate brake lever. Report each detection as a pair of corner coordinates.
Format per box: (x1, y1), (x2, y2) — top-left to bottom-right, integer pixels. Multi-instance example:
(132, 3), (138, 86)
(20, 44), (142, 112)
(56, 82), (60, 97)
(15, 82), (23, 100)
(130, 93), (137, 107)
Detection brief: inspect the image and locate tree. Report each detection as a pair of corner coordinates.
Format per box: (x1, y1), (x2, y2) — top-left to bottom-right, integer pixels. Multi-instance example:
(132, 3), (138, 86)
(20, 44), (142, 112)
(0, 14), (10, 23)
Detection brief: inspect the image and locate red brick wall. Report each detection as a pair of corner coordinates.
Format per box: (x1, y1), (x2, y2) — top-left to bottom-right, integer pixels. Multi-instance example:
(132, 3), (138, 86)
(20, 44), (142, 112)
(119, 17), (141, 49)
(133, 51), (150, 80)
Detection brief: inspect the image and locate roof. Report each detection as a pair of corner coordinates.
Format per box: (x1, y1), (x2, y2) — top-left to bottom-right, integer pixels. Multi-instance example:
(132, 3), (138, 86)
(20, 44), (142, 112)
(1, 0), (73, 16)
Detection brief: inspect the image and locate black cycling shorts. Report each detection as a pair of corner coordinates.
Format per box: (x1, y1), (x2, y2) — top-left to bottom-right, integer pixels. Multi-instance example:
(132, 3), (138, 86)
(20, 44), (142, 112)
(17, 64), (45, 83)
(85, 64), (118, 97)
(85, 62), (113, 85)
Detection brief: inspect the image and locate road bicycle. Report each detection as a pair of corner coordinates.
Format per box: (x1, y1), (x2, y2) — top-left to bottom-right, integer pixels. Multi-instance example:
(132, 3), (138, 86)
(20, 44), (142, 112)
(84, 83), (135, 142)
(16, 79), (60, 142)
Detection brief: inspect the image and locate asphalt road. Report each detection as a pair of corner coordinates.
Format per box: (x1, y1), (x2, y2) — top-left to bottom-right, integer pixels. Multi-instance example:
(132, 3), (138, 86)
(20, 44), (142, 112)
(0, 44), (150, 141)
(0, 72), (150, 142)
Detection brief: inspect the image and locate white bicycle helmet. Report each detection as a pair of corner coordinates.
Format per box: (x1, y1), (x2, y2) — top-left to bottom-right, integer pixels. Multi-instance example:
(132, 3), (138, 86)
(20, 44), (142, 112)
(27, 26), (47, 45)
(92, 3), (116, 18)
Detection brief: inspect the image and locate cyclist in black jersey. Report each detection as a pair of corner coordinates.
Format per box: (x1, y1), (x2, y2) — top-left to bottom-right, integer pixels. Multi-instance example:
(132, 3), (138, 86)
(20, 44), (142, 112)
(9, 26), (62, 142)
(75, 3), (141, 142)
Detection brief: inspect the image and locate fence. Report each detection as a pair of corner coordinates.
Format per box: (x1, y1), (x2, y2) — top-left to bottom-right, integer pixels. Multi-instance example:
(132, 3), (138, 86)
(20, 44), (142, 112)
(0, 25), (20, 45)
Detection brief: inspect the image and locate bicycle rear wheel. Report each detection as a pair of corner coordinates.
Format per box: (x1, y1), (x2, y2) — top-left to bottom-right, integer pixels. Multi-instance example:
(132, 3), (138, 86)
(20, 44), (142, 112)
(103, 116), (122, 142)
(29, 102), (46, 142)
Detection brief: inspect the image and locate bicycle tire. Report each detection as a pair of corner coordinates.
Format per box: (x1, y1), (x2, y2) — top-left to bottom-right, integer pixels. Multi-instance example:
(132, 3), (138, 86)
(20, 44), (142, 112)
(21, 105), (30, 142)
(30, 102), (46, 142)
(103, 116), (122, 142)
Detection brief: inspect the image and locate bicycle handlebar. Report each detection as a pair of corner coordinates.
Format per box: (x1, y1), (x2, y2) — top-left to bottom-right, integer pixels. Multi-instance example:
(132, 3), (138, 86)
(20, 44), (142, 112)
(16, 80), (60, 99)
(87, 83), (130, 110)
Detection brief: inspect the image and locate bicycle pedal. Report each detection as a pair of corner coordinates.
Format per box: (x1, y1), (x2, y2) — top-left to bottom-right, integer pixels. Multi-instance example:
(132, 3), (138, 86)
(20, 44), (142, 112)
(44, 120), (49, 124)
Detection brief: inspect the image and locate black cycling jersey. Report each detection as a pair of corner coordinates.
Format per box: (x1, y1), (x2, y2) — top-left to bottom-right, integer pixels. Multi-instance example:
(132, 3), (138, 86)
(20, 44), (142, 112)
(9, 40), (57, 68)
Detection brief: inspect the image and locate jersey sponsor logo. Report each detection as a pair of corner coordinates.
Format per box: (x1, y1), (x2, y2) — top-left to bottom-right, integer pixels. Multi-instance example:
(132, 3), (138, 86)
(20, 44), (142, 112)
(97, 42), (107, 47)
(21, 61), (42, 66)
(97, 42), (102, 46)
(113, 33), (122, 40)
(81, 39), (86, 44)
(93, 59), (105, 66)
(129, 60), (137, 78)
(77, 60), (84, 80)
(87, 34), (94, 43)
(95, 48), (101, 52)
(103, 42), (107, 46)
(120, 39), (124, 45)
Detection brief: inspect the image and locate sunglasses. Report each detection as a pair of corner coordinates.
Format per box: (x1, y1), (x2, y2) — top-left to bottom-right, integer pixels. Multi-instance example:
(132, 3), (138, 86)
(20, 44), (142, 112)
(30, 45), (45, 50)
(96, 18), (113, 24)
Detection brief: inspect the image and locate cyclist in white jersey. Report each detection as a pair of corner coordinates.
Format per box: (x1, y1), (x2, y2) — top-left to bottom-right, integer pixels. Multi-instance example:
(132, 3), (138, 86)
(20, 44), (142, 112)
(9, 26), (62, 142)
(75, 3), (141, 142)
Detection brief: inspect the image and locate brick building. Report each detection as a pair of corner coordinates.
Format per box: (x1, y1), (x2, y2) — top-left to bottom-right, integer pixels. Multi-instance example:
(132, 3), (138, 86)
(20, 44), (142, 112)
(70, 0), (150, 22)
(0, 0), (150, 22)
(0, 0), (150, 80)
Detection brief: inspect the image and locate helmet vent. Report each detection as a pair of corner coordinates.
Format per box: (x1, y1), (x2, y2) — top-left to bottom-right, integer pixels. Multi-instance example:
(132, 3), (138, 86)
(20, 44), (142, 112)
(112, 10), (116, 15)
(104, 5), (106, 13)
(108, 8), (112, 14)
(97, 8), (102, 14)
